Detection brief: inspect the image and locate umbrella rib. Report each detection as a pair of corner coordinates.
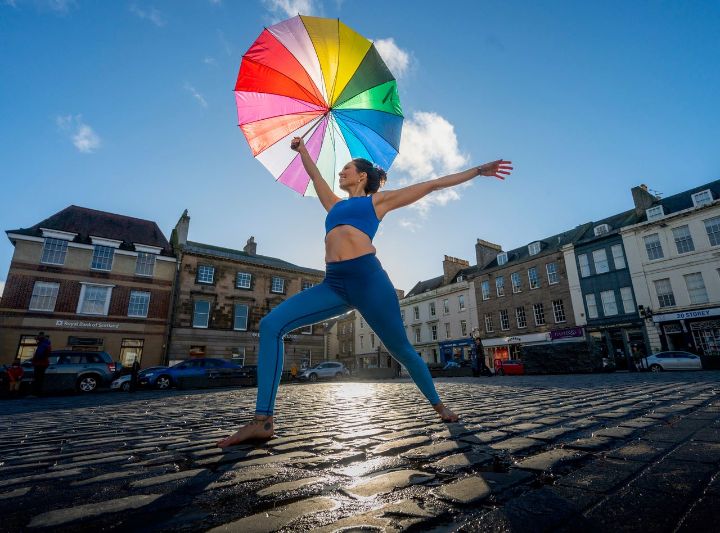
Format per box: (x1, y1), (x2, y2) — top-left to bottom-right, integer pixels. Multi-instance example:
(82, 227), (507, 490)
(327, 17), (341, 107)
(302, 115), (329, 196)
(333, 110), (402, 152)
(238, 106), (324, 128)
(335, 114), (394, 166)
(251, 113), (323, 157)
(239, 57), (327, 108)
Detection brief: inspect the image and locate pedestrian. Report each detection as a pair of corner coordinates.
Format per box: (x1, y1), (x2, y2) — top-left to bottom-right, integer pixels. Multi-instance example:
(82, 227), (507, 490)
(129, 357), (140, 392)
(290, 363), (298, 381)
(7, 358), (24, 396)
(31, 332), (51, 396)
(217, 137), (512, 447)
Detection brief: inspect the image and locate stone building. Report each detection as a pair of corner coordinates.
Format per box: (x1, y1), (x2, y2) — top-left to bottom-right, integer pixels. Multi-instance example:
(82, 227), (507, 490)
(1, 206), (176, 367)
(167, 211), (326, 367)
(335, 310), (355, 367)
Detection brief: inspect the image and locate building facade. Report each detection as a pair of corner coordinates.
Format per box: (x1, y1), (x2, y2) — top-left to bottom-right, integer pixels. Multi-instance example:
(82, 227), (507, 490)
(1, 206), (176, 367)
(621, 181), (720, 356)
(167, 212), (326, 367)
(335, 310), (355, 367)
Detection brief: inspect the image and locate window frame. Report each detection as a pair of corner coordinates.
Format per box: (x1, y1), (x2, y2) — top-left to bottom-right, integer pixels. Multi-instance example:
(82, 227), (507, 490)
(528, 242), (541, 256)
(511, 272), (522, 293)
(592, 248), (610, 274)
(197, 265), (215, 285)
(692, 189), (713, 208)
(135, 252), (156, 277)
(77, 283), (113, 316)
(684, 272), (709, 305)
(499, 309), (510, 330)
(620, 286), (635, 315)
(127, 290), (151, 318)
(646, 205), (665, 221)
(270, 276), (285, 294)
(233, 303), (249, 331)
(40, 237), (69, 266)
(497, 252), (508, 266)
(704, 216), (720, 246)
(611, 244), (626, 269)
(654, 278), (676, 308)
(90, 244), (115, 271)
(481, 281), (490, 300)
(600, 290), (618, 316)
(29, 281), (60, 312)
(533, 303), (545, 326)
(528, 267), (540, 289)
(546, 262), (559, 284)
(236, 272), (252, 289)
(484, 313), (494, 333)
(672, 225), (695, 254)
(586, 293), (599, 319)
(515, 306), (527, 328)
(495, 276), (505, 297)
(552, 299), (566, 323)
(644, 233), (664, 261)
(192, 300), (211, 328)
(578, 254), (590, 277)
(458, 294), (466, 311)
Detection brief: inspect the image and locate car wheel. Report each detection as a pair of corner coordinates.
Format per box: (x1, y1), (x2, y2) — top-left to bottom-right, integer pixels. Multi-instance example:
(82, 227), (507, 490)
(497, 369), (505, 376)
(650, 364), (663, 372)
(309, 373), (318, 382)
(121, 381), (131, 392)
(77, 374), (100, 393)
(156, 375), (172, 389)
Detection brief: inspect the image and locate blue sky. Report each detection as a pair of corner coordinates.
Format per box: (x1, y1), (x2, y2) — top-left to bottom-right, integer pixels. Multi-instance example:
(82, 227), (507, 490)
(1, 0), (719, 296)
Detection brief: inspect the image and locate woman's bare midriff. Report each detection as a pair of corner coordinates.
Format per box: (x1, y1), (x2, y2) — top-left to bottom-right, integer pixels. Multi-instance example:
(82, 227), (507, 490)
(325, 225), (376, 263)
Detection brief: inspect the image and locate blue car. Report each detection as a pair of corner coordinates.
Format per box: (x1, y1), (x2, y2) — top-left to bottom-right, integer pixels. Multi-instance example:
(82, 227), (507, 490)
(140, 358), (242, 390)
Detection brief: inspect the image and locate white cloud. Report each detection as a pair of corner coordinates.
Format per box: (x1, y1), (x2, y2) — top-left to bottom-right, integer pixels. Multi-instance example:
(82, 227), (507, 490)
(263, 0), (317, 18)
(3, 0), (18, 8)
(56, 114), (101, 153)
(203, 56), (217, 66)
(184, 83), (208, 108)
(130, 4), (166, 27)
(373, 38), (410, 79)
(392, 111), (469, 216)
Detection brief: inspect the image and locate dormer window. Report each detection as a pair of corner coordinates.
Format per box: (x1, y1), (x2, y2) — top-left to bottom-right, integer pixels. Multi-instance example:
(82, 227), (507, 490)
(457, 274), (464, 282)
(528, 242), (541, 256)
(646, 205), (665, 221)
(692, 189), (713, 208)
(594, 224), (611, 237)
(497, 252), (508, 266)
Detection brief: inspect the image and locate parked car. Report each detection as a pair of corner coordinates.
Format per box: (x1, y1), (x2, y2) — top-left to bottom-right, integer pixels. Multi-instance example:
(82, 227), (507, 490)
(237, 365), (258, 386)
(111, 366), (168, 391)
(643, 351), (703, 372)
(298, 361), (350, 382)
(140, 358), (242, 389)
(494, 359), (525, 376)
(20, 351), (120, 393)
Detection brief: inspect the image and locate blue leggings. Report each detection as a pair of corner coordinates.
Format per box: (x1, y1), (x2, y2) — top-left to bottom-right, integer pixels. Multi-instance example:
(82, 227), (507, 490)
(255, 253), (441, 415)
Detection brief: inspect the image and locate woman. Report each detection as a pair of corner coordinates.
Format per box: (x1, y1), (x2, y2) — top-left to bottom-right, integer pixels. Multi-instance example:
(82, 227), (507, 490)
(218, 138), (512, 447)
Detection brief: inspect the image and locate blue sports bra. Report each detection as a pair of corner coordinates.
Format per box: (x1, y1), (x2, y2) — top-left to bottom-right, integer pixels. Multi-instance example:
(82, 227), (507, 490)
(325, 195), (381, 240)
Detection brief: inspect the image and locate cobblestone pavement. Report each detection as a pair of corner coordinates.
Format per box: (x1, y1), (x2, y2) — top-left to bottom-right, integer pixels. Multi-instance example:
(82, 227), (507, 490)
(2, 372), (720, 532)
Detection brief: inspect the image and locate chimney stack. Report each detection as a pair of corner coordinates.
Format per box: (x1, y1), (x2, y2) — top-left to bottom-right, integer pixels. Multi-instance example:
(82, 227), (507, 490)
(244, 236), (257, 256)
(171, 209), (190, 249)
(443, 255), (470, 284)
(631, 184), (657, 217)
(475, 239), (502, 269)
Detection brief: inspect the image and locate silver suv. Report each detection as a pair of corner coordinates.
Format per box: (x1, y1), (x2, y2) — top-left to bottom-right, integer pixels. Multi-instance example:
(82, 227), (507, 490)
(23, 351), (120, 393)
(299, 361), (350, 382)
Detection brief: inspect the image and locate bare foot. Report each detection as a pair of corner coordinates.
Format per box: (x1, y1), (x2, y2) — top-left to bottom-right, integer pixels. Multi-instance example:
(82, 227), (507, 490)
(217, 415), (274, 448)
(433, 403), (459, 423)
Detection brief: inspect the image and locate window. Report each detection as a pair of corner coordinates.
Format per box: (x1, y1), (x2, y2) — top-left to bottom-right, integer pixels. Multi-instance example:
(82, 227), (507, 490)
(341, 324), (346, 335)
(370, 333), (375, 348)
(232, 347), (246, 366)
(127, 291), (150, 318)
(495, 276), (505, 296)
(528, 267), (540, 289)
(692, 189), (713, 208)
(481, 281), (490, 300)
(620, 287), (635, 314)
(611, 244), (626, 269)
(135, 252), (156, 277)
(119, 339), (144, 367)
(236, 272), (252, 289)
(515, 307), (527, 328)
(16, 335), (39, 362)
(413, 306), (420, 320)
(533, 303), (545, 325)
(654, 278), (676, 308)
(497, 252), (508, 266)
(644, 234), (664, 260)
(499, 309), (510, 330)
(360, 317), (364, 328)
(91, 245), (114, 271)
(193, 300), (211, 328)
(528, 242), (541, 255)
(460, 320), (467, 336)
(684, 273), (709, 305)
(552, 300), (566, 323)
(360, 335), (364, 349)
(429, 302), (436, 317)
(400, 310), (405, 323)
(672, 225), (695, 254)
(600, 290), (618, 316)
(594, 224), (611, 236)
(431, 324), (438, 341)
(704, 216), (720, 246)
(41, 237), (68, 265)
(78, 284), (112, 315)
(29, 281), (60, 311)
(546, 262), (559, 284)
(458, 295), (466, 311)
(484, 313), (494, 333)
(443, 299), (450, 313)
(592, 249), (609, 274)
(271, 277), (285, 293)
(511, 272), (522, 293)
(585, 294), (599, 319)
(445, 322), (451, 338)
(646, 205), (665, 221)
(578, 254), (590, 277)
(233, 303), (249, 330)
(414, 328), (421, 343)
(197, 265), (215, 284)
(301, 280), (314, 290)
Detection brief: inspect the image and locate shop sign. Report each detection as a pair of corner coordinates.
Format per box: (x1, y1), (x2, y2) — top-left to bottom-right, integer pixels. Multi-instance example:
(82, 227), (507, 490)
(508, 336), (522, 343)
(653, 308), (720, 323)
(550, 327), (585, 340)
(664, 324), (683, 334)
(55, 320), (120, 329)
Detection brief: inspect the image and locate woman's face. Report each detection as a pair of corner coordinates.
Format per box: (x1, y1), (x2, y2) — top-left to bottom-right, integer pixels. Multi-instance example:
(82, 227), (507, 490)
(338, 161), (365, 191)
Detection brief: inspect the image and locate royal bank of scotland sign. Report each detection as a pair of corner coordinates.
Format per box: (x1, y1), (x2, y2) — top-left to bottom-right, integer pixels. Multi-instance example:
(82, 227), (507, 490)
(55, 320), (121, 329)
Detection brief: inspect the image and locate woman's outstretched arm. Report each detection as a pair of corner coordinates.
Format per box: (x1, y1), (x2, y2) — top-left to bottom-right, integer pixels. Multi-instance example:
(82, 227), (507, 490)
(291, 137), (341, 212)
(374, 160), (512, 218)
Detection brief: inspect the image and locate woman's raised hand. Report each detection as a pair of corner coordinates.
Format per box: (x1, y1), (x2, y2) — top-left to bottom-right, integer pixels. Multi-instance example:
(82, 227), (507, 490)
(477, 160), (513, 180)
(290, 137), (306, 153)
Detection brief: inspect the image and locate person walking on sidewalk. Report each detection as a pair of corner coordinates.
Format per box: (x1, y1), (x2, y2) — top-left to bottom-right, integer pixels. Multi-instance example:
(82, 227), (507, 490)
(31, 332), (51, 396)
(218, 138), (512, 447)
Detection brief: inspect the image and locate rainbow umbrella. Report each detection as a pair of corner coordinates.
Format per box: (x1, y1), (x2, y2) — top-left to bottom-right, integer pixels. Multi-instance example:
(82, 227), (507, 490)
(235, 15), (403, 196)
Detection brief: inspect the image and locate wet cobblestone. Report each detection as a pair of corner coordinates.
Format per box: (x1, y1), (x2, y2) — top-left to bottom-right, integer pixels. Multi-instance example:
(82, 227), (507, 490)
(1, 372), (720, 531)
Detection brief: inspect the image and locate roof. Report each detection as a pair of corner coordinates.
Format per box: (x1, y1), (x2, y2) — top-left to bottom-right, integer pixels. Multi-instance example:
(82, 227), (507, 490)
(649, 178), (720, 221)
(574, 209), (639, 245)
(6, 205), (173, 256)
(183, 241), (324, 276)
(406, 274), (445, 297)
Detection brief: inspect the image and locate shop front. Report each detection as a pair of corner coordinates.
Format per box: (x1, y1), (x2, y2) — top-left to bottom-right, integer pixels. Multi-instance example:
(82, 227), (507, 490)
(482, 332), (550, 370)
(653, 307), (720, 357)
(585, 320), (648, 370)
(438, 338), (477, 364)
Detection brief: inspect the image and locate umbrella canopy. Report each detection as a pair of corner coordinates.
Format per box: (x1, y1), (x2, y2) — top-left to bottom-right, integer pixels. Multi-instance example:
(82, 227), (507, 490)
(235, 15), (403, 196)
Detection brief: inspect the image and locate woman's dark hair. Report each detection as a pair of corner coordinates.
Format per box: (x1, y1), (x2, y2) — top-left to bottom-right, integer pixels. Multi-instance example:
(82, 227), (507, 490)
(353, 158), (387, 194)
